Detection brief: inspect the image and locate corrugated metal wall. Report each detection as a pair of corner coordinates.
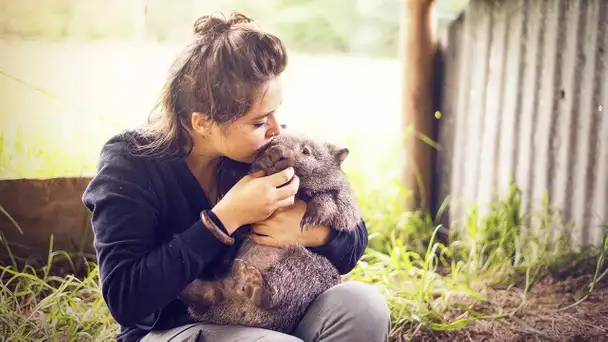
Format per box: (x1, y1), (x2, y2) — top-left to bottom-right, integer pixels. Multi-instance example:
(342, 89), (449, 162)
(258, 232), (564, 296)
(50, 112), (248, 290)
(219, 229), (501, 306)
(436, 0), (608, 246)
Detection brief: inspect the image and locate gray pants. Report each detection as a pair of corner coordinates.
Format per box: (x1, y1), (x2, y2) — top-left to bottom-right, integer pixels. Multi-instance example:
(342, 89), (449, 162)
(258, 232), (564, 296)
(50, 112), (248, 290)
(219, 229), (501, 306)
(141, 281), (390, 342)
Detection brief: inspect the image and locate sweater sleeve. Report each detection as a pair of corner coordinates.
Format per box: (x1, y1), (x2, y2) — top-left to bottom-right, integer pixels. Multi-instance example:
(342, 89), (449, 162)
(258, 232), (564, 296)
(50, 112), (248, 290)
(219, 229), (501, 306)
(82, 136), (228, 327)
(307, 219), (368, 275)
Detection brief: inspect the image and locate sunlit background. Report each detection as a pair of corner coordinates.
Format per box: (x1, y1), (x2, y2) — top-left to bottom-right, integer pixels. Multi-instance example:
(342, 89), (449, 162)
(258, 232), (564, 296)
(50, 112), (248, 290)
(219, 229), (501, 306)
(0, 0), (468, 180)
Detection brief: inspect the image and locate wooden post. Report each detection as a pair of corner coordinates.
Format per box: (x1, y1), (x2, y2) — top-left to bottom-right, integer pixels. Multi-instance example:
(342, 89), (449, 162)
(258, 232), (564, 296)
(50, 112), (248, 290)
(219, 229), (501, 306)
(401, 0), (437, 209)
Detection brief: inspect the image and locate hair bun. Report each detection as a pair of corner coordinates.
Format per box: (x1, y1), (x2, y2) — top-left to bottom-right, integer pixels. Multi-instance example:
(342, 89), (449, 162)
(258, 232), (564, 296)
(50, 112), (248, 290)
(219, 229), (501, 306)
(227, 12), (253, 26)
(193, 12), (254, 37)
(193, 15), (229, 36)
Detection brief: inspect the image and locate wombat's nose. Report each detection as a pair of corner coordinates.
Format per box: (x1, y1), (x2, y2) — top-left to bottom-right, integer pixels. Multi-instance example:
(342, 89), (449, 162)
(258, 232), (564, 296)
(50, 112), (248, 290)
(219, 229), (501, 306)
(268, 151), (285, 164)
(270, 153), (291, 167)
(266, 146), (294, 171)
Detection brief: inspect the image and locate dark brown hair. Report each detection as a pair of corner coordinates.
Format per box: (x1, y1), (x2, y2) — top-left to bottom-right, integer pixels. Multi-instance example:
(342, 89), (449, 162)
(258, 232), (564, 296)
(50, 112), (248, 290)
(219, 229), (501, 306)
(134, 12), (288, 160)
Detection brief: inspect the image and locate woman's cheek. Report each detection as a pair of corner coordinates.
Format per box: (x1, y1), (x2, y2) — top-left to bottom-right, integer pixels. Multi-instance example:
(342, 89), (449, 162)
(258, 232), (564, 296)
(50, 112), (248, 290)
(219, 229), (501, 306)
(237, 134), (267, 162)
(250, 133), (269, 152)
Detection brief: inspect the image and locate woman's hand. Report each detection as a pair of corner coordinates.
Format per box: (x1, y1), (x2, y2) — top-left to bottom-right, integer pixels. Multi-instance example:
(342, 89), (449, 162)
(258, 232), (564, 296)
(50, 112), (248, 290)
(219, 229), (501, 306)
(250, 200), (333, 247)
(212, 168), (300, 234)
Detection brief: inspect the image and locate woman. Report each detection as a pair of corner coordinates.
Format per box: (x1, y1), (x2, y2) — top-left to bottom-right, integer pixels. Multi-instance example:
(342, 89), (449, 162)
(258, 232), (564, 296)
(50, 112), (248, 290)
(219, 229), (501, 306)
(82, 12), (390, 342)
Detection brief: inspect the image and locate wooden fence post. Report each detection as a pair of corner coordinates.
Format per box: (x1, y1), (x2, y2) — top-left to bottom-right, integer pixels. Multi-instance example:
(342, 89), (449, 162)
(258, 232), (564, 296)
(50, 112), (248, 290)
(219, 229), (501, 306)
(401, 0), (437, 210)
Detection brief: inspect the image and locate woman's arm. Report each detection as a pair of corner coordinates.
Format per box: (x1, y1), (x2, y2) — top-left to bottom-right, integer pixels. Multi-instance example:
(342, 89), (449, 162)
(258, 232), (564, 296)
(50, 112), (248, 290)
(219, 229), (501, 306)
(306, 219), (368, 274)
(251, 200), (369, 275)
(82, 136), (230, 327)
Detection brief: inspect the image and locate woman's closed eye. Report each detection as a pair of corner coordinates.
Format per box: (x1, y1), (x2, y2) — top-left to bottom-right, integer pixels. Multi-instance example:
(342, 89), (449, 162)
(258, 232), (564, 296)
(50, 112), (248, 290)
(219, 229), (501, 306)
(253, 121), (268, 128)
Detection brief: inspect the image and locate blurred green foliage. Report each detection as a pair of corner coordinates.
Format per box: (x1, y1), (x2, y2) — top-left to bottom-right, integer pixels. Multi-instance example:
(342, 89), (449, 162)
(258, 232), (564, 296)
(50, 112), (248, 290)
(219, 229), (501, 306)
(0, 0), (469, 58)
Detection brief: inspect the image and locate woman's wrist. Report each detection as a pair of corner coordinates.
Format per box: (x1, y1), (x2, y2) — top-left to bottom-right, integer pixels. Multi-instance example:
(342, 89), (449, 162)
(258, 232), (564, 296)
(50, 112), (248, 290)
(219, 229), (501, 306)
(210, 204), (240, 235)
(201, 209), (235, 245)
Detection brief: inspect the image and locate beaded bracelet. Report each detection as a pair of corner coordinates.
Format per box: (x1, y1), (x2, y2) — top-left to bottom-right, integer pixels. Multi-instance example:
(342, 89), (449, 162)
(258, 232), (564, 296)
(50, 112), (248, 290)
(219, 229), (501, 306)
(200, 210), (235, 246)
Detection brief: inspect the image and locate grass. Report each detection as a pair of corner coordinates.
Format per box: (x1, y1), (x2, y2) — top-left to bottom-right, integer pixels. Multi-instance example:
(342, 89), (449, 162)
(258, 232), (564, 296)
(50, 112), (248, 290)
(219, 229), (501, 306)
(352, 186), (607, 340)
(0, 238), (119, 341)
(346, 184), (603, 340)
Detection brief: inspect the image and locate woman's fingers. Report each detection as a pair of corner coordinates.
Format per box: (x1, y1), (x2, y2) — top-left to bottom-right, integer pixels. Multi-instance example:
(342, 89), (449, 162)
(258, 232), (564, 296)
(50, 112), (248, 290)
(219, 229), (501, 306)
(265, 167), (295, 187)
(245, 170), (266, 180)
(275, 175), (299, 200)
(250, 233), (282, 247)
(273, 195), (296, 211)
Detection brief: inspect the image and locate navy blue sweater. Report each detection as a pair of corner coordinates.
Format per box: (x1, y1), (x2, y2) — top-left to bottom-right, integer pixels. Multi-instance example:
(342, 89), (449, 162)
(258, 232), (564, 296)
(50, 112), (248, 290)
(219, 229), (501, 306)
(82, 130), (369, 342)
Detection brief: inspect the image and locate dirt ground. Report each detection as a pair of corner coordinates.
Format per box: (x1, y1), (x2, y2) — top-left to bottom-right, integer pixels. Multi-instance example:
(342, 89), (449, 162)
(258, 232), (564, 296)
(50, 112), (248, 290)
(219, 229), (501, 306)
(408, 273), (608, 342)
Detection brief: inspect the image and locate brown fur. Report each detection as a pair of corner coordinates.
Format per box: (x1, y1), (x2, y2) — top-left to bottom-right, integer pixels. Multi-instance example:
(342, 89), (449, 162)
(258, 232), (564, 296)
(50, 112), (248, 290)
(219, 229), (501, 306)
(179, 133), (362, 333)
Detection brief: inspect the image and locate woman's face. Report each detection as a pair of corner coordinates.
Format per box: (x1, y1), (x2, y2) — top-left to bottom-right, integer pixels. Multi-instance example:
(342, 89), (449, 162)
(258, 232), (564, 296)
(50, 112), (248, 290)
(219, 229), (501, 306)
(199, 76), (284, 164)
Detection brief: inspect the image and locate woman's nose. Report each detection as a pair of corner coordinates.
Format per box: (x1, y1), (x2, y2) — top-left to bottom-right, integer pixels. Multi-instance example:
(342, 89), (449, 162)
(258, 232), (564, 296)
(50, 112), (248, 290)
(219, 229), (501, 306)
(267, 115), (283, 137)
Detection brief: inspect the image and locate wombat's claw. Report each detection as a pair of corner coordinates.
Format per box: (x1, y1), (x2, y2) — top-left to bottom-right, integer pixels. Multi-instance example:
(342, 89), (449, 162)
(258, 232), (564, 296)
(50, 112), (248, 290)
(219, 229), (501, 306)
(299, 215), (318, 231)
(231, 259), (264, 306)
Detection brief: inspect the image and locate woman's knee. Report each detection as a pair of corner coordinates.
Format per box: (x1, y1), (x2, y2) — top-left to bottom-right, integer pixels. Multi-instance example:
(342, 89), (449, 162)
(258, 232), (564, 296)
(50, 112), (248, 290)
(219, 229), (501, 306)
(143, 323), (303, 342)
(326, 281), (391, 322)
(292, 281), (391, 341)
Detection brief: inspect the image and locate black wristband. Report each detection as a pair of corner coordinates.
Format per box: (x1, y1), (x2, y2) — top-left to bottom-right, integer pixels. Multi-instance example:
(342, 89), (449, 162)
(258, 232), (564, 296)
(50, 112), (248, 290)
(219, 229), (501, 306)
(200, 210), (234, 246)
(206, 209), (230, 236)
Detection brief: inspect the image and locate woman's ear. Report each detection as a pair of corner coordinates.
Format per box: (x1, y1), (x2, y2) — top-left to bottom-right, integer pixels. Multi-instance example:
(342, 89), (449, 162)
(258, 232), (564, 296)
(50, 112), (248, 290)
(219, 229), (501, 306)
(191, 112), (213, 135)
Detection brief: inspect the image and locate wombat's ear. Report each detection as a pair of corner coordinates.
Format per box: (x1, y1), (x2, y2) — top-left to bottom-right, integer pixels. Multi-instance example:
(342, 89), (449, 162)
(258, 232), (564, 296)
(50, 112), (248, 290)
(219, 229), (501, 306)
(335, 148), (349, 165)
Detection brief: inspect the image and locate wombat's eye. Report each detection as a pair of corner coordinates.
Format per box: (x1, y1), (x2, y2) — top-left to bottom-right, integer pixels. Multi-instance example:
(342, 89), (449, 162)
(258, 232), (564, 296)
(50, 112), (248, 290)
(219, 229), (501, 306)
(302, 146), (311, 155)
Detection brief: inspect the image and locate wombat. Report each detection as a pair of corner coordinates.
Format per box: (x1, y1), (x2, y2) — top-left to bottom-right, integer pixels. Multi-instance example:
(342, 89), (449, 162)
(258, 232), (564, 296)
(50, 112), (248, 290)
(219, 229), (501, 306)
(178, 132), (362, 334)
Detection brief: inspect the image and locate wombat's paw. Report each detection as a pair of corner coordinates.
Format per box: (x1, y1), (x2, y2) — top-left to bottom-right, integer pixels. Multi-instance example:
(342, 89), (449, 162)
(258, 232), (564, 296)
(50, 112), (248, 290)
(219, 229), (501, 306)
(332, 210), (361, 230)
(300, 211), (321, 231)
(301, 201), (334, 231)
(230, 259), (265, 307)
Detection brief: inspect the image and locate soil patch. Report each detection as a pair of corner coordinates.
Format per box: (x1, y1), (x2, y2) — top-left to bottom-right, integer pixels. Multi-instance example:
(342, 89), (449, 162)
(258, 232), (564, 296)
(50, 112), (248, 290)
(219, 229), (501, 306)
(406, 274), (608, 342)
